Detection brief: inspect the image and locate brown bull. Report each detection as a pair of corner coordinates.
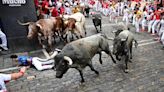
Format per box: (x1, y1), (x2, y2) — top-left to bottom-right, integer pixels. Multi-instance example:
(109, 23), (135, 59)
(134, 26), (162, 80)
(18, 17), (57, 51)
(63, 18), (83, 42)
(52, 17), (82, 43)
(55, 17), (67, 40)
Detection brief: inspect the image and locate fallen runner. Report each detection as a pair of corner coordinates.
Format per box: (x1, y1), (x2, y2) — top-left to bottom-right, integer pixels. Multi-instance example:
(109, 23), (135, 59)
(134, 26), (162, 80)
(10, 49), (61, 71)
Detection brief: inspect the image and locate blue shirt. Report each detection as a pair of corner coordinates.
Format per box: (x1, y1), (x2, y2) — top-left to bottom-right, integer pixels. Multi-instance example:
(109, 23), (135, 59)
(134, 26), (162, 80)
(18, 56), (32, 66)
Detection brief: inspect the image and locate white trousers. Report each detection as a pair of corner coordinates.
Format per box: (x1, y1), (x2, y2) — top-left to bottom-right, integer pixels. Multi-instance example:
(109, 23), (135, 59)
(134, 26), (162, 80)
(118, 8), (121, 16)
(141, 19), (147, 30)
(120, 7), (124, 15)
(135, 21), (140, 32)
(123, 14), (129, 26)
(158, 27), (164, 36)
(102, 8), (108, 16)
(148, 20), (154, 33)
(32, 57), (54, 71)
(152, 20), (160, 34)
(95, 1), (101, 11)
(0, 29), (7, 47)
(161, 32), (164, 45)
(132, 15), (136, 26)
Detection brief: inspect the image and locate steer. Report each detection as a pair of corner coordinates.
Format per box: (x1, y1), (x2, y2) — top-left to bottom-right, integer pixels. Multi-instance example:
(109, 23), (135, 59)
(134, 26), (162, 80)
(54, 33), (116, 82)
(92, 13), (102, 33)
(112, 30), (138, 73)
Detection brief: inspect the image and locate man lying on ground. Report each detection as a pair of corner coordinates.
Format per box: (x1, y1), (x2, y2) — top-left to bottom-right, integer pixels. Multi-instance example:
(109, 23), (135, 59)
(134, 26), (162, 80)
(10, 49), (61, 71)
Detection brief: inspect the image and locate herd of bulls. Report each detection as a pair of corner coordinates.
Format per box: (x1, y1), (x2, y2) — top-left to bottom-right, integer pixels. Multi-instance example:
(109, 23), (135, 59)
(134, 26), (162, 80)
(18, 12), (87, 51)
(18, 13), (138, 83)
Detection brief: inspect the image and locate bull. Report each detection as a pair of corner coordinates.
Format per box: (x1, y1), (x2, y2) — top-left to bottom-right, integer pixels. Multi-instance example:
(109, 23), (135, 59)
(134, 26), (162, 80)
(62, 12), (87, 37)
(54, 33), (116, 82)
(92, 13), (102, 33)
(18, 17), (57, 52)
(64, 18), (84, 42)
(112, 29), (138, 73)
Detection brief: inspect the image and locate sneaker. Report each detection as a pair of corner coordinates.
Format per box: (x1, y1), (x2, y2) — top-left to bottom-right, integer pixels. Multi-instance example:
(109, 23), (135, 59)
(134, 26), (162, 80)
(1, 46), (8, 51)
(0, 45), (8, 51)
(3, 46), (8, 50)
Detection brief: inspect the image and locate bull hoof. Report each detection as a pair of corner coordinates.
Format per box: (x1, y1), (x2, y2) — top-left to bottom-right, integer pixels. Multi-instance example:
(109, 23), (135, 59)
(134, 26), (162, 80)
(117, 58), (121, 61)
(81, 79), (85, 83)
(129, 60), (132, 63)
(124, 69), (129, 73)
(80, 35), (83, 38)
(94, 71), (99, 75)
(130, 57), (132, 59)
(116, 56), (121, 61)
(100, 60), (103, 64)
(85, 32), (87, 35)
(113, 60), (116, 64)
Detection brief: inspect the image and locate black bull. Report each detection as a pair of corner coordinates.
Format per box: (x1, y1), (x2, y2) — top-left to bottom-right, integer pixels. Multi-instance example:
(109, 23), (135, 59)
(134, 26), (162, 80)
(54, 34), (116, 82)
(112, 30), (138, 73)
(92, 14), (102, 33)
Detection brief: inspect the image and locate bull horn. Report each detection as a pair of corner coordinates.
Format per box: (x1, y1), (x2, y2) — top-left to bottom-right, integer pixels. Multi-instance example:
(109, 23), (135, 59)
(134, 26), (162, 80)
(36, 23), (43, 30)
(112, 30), (117, 33)
(55, 48), (62, 52)
(38, 33), (42, 36)
(107, 37), (114, 40)
(64, 20), (68, 24)
(121, 38), (126, 41)
(92, 16), (95, 19)
(64, 56), (73, 65)
(17, 20), (31, 26)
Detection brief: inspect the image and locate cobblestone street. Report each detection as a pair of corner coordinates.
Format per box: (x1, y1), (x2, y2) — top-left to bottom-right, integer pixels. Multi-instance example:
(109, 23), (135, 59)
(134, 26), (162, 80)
(0, 16), (164, 92)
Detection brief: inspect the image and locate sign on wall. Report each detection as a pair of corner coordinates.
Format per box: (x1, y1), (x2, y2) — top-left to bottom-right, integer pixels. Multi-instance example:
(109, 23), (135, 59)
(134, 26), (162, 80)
(2, 0), (26, 6)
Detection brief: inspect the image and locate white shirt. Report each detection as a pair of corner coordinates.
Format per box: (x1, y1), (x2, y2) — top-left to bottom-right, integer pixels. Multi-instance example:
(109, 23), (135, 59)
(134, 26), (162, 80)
(56, 1), (62, 9)
(0, 74), (11, 92)
(124, 8), (129, 16)
(65, 7), (72, 15)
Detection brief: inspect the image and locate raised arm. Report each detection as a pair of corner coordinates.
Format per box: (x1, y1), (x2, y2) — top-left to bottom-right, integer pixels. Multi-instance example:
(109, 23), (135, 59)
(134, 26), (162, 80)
(11, 67), (27, 80)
